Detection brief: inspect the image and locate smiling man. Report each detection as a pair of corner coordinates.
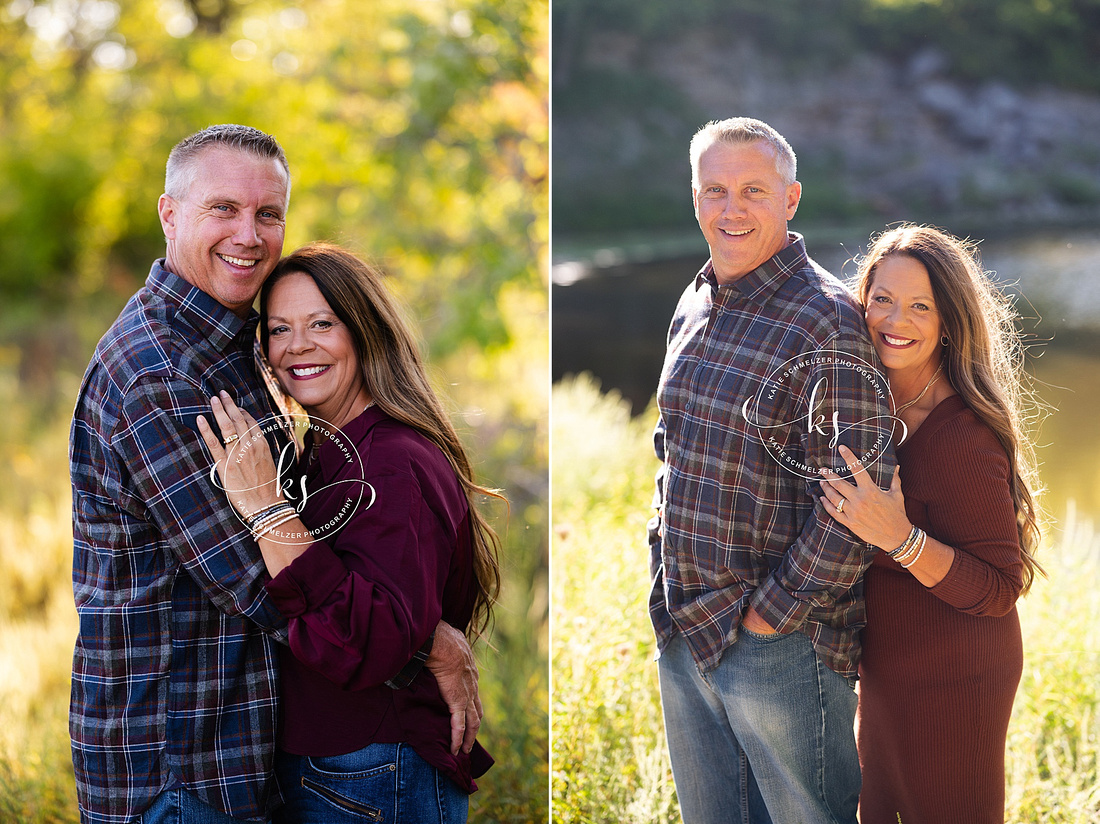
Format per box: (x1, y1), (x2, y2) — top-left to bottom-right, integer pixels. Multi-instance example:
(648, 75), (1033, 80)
(648, 117), (896, 823)
(70, 125), (292, 824)
(158, 139), (290, 317)
(69, 125), (480, 824)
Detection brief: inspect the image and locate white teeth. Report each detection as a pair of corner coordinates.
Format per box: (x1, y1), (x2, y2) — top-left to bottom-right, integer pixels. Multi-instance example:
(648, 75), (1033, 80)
(219, 254), (257, 267)
(721, 228), (751, 237)
(884, 334), (914, 346)
(291, 365), (328, 376)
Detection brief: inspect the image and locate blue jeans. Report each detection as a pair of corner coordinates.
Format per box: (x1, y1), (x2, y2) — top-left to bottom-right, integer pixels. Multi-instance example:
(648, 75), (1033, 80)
(139, 788), (266, 823)
(658, 630), (860, 824)
(273, 743), (468, 824)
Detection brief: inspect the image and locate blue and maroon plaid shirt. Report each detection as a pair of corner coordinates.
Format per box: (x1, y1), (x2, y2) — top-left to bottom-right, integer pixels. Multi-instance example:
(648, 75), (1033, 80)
(648, 235), (896, 679)
(70, 261), (289, 823)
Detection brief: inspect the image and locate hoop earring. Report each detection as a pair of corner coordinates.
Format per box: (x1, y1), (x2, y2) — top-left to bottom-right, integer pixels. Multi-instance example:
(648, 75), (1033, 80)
(941, 335), (950, 347)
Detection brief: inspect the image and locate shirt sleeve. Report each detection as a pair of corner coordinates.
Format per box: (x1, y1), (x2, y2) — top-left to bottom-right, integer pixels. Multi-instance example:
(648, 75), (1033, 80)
(115, 376), (288, 635)
(264, 463), (454, 691)
(647, 414), (667, 578)
(924, 420), (1024, 615)
(750, 337), (897, 633)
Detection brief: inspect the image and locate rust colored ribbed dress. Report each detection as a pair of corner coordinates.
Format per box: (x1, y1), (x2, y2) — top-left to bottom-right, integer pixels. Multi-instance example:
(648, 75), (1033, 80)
(857, 394), (1025, 824)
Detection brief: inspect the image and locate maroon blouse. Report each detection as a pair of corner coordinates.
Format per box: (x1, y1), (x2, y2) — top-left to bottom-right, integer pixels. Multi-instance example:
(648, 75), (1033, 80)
(264, 406), (492, 792)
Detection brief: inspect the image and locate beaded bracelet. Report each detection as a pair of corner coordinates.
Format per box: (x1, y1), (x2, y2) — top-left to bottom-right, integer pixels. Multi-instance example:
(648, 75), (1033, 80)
(244, 502), (290, 530)
(248, 504), (292, 530)
(254, 509), (299, 540)
(249, 504), (297, 538)
(900, 530), (928, 569)
(890, 527), (923, 566)
(888, 524), (921, 559)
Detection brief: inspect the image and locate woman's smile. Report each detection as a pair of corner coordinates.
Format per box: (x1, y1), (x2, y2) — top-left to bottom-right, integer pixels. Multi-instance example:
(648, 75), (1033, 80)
(864, 254), (943, 377)
(265, 271), (371, 426)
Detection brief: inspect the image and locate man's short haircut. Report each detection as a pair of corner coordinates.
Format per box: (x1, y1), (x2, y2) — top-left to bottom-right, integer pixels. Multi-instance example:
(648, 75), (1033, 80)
(165, 124), (290, 204)
(690, 117), (797, 190)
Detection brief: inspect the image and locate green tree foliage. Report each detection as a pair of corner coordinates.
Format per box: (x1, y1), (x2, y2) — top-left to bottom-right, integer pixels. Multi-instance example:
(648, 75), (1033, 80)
(2, 0), (547, 354)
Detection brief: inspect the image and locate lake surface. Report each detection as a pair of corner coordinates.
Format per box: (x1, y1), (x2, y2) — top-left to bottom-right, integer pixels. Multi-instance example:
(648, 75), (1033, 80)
(553, 228), (1100, 526)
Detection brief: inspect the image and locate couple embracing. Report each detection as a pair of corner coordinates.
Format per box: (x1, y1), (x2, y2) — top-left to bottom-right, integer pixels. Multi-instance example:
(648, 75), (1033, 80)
(650, 118), (1041, 824)
(70, 125), (499, 824)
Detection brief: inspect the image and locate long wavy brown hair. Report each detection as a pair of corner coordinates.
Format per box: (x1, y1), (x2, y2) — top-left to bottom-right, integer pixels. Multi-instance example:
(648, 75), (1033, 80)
(855, 224), (1044, 592)
(261, 242), (502, 639)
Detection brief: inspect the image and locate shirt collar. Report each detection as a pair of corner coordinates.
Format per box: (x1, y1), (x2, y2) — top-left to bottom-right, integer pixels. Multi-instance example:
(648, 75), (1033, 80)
(146, 259), (259, 352)
(303, 404), (388, 482)
(695, 232), (808, 305)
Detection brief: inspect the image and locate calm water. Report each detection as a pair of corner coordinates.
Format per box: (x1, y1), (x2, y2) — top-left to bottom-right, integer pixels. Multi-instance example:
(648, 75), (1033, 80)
(553, 229), (1100, 525)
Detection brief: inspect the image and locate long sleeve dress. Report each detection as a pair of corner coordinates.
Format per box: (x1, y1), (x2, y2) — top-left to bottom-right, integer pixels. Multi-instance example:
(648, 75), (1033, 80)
(263, 405), (493, 793)
(857, 394), (1025, 824)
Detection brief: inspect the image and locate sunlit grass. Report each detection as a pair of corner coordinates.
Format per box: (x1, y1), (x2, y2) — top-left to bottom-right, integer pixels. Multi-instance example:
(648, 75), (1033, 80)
(0, 399), (80, 822)
(552, 374), (1100, 824)
(551, 374), (676, 824)
(1006, 501), (1100, 822)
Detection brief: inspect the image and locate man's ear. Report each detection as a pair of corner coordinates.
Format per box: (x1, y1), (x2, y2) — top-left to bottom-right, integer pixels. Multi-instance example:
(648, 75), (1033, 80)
(157, 194), (177, 240)
(785, 181), (802, 221)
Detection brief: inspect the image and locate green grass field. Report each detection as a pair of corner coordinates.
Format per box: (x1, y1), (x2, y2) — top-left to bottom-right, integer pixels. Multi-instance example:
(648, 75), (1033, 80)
(552, 374), (1100, 824)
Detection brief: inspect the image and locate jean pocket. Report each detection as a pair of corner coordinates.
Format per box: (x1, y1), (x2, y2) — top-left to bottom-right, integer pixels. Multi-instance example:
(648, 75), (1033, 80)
(301, 752), (397, 821)
(299, 776), (385, 821)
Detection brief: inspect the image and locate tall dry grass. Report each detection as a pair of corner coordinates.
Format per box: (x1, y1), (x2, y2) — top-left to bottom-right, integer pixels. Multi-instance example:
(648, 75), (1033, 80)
(552, 374), (1100, 823)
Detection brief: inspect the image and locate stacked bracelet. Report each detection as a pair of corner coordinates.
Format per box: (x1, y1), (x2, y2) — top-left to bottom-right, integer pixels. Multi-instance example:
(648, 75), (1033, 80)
(900, 530), (928, 569)
(888, 525), (920, 559)
(245, 502), (298, 539)
(244, 502), (289, 528)
(888, 524), (927, 568)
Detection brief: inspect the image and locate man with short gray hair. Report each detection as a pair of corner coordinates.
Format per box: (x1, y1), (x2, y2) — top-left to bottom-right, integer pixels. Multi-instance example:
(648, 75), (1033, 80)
(648, 116), (895, 822)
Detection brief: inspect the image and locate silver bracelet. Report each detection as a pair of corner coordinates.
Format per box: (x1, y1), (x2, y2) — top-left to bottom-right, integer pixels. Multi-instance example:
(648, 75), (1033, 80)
(245, 502), (290, 530)
(888, 524), (921, 559)
(251, 505), (297, 538)
(900, 530), (928, 569)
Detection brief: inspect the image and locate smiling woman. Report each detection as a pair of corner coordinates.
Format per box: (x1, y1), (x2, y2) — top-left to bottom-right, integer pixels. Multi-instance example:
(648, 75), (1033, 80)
(818, 223), (1045, 824)
(264, 272), (371, 429)
(863, 254), (947, 415)
(197, 241), (504, 824)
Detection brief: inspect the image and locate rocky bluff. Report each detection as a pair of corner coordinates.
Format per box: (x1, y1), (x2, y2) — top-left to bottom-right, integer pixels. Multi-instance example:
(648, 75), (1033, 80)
(554, 31), (1100, 233)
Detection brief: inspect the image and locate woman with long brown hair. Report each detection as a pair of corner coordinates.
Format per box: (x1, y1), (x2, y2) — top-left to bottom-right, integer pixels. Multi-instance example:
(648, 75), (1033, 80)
(198, 242), (500, 823)
(818, 224), (1042, 823)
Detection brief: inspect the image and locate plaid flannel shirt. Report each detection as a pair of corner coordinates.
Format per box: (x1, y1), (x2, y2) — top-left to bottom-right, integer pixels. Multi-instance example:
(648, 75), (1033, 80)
(648, 235), (896, 679)
(70, 261), (290, 823)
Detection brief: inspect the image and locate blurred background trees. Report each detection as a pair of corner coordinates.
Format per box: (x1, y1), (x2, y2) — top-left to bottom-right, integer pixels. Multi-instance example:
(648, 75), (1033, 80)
(2, 0), (546, 340)
(554, 0), (1100, 91)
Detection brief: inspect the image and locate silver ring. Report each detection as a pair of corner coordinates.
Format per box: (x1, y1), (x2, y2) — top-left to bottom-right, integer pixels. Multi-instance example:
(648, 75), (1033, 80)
(835, 498), (845, 514)
(223, 434), (240, 446)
